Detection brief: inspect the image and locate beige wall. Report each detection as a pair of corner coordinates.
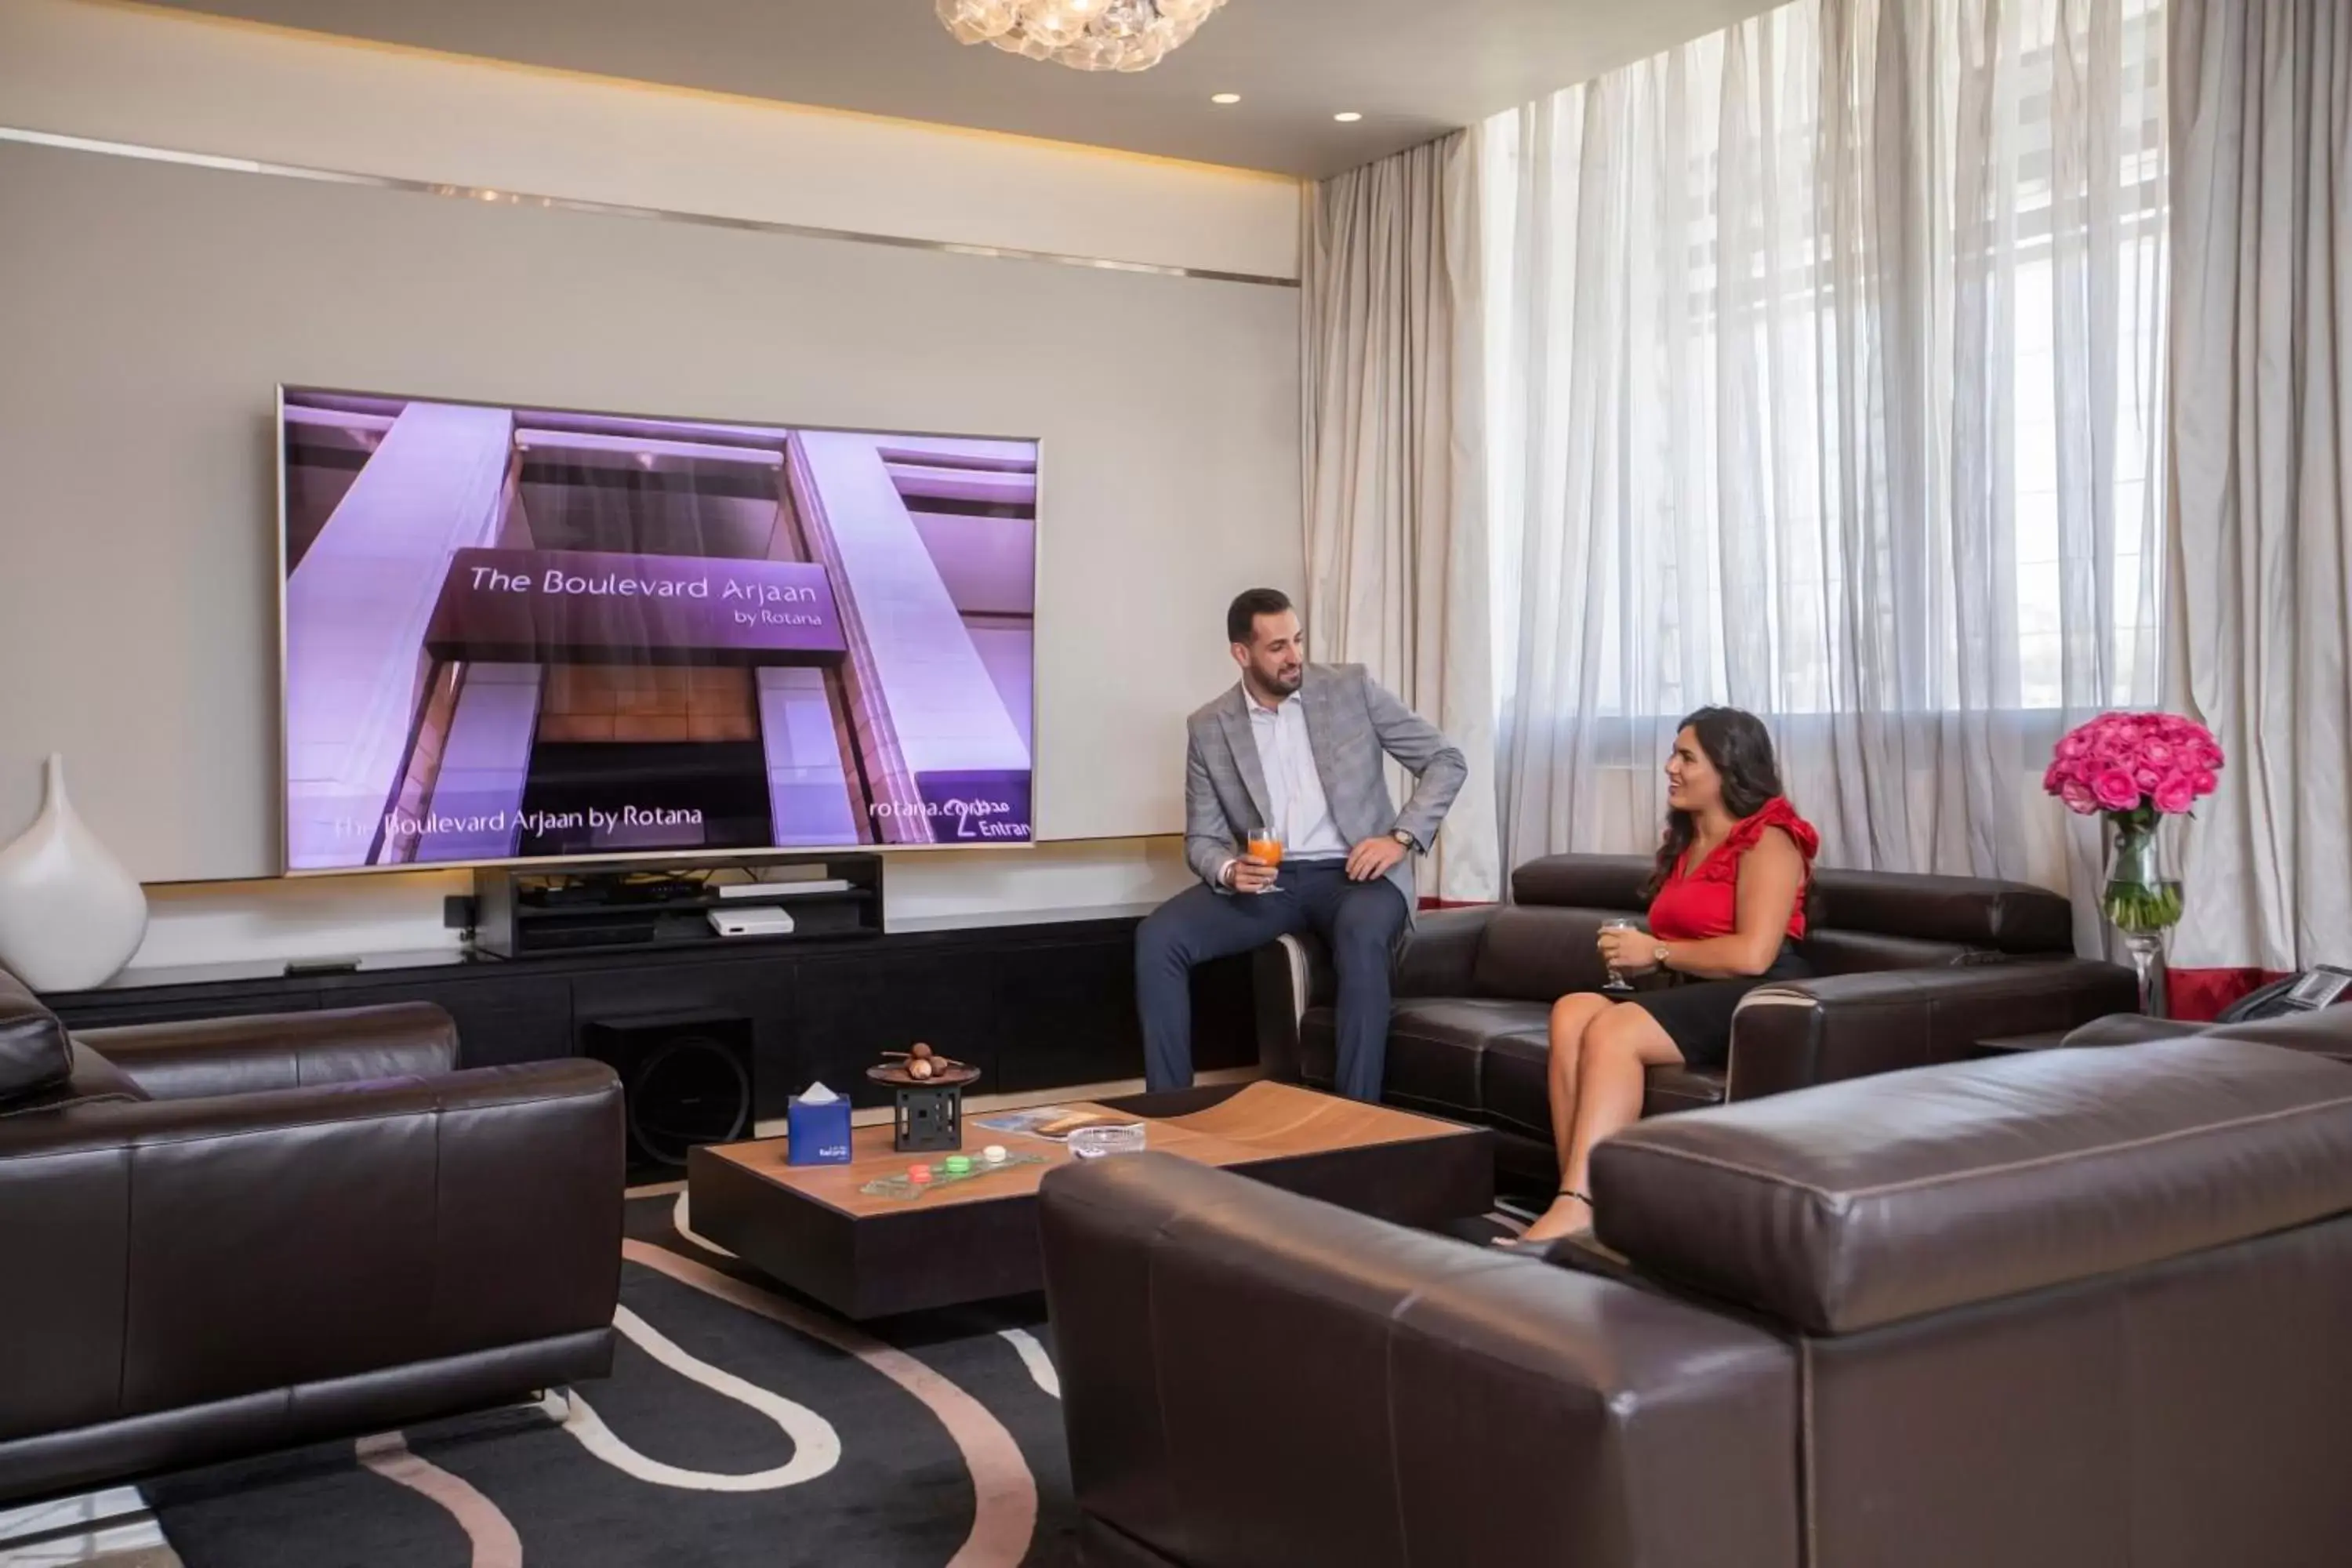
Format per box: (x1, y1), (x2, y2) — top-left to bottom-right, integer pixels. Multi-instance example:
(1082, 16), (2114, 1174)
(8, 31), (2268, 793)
(0, 0), (1305, 965)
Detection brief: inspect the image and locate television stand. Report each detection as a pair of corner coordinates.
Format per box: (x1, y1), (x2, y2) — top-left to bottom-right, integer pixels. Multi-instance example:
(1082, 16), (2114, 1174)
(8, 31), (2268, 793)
(469, 854), (882, 958)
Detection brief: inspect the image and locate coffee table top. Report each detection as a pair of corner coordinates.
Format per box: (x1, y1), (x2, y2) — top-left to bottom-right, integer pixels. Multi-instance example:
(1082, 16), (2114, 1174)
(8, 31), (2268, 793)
(699, 1080), (1480, 1220)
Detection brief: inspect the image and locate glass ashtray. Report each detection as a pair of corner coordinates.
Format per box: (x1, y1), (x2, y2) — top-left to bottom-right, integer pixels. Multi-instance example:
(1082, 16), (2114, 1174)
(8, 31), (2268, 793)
(1067, 1122), (1147, 1160)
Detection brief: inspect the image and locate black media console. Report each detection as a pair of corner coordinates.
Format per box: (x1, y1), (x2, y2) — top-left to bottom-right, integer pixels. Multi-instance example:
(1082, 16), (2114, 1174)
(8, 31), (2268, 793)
(43, 907), (1257, 1121)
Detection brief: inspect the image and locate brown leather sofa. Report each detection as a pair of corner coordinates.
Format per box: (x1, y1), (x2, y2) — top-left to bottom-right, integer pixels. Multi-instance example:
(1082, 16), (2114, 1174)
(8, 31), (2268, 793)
(1040, 1034), (2352, 1568)
(0, 965), (624, 1505)
(1258, 853), (2139, 1182)
(2060, 1001), (2352, 1063)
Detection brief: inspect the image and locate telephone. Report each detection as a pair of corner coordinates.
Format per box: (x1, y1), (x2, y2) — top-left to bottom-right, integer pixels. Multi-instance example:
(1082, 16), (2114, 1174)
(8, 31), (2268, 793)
(2216, 964), (2352, 1024)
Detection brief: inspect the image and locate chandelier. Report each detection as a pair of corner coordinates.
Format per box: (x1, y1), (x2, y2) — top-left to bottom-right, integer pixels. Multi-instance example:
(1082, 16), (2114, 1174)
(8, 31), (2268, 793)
(936, 0), (1229, 73)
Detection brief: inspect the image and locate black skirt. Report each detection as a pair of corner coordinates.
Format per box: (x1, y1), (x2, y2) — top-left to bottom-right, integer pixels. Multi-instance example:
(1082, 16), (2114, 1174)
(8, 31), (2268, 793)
(1624, 942), (1813, 1071)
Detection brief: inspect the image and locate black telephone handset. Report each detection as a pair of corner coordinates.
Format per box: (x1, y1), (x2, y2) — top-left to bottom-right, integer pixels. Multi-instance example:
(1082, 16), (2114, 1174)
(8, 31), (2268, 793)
(2216, 964), (2352, 1024)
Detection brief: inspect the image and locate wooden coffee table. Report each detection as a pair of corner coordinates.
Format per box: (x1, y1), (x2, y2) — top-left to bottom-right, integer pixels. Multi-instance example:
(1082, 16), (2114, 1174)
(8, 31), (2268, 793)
(687, 1080), (1494, 1318)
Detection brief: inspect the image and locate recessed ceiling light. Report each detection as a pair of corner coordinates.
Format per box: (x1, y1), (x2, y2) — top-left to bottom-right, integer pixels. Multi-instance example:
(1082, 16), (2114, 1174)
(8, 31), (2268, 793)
(1210, 93), (1241, 105)
(1333, 111), (1363, 123)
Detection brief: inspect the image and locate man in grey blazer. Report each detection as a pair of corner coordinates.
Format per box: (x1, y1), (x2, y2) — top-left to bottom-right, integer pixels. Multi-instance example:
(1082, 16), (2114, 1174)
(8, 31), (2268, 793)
(1136, 588), (1468, 1102)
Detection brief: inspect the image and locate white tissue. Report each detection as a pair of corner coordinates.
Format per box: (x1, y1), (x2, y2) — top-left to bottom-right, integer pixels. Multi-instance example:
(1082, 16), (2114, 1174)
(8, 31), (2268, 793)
(797, 1081), (840, 1105)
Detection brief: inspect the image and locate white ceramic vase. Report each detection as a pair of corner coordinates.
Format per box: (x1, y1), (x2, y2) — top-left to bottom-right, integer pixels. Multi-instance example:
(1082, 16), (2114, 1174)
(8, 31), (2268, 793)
(0, 754), (148, 991)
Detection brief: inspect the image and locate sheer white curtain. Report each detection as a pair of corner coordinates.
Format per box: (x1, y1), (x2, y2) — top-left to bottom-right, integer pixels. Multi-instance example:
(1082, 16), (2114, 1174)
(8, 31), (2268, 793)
(1483, 0), (2169, 947)
(2165, 0), (2352, 1000)
(1304, 133), (1501, 903)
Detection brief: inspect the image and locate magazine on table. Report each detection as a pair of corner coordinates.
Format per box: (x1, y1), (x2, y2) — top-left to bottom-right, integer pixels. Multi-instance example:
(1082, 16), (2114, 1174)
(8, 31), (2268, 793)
(971, 1105), (1143, 1142)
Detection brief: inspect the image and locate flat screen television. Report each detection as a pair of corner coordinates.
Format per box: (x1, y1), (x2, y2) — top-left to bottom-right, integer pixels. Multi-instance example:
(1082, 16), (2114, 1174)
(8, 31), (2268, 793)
(278, 387), (1036, 873)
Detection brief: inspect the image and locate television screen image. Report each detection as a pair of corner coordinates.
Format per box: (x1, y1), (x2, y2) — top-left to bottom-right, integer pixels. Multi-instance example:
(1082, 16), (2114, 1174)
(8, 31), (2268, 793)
(279, 389), (1036, 871)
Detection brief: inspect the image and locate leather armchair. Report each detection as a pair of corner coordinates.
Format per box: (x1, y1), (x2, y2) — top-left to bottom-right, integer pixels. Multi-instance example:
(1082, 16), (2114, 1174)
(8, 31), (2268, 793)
(0, 967), (624, 1505)
(1258, 855), (2138, 1186)
(1042, 1037), (2352, 1568)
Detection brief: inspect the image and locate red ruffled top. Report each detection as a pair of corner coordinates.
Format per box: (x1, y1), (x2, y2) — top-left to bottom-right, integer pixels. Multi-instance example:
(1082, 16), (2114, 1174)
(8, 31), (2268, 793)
(1646, 797), (1820, 944)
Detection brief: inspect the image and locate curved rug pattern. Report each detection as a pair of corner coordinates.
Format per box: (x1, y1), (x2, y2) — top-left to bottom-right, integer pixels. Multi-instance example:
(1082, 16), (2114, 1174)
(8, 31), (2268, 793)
(141, 1195), (1078, 1568)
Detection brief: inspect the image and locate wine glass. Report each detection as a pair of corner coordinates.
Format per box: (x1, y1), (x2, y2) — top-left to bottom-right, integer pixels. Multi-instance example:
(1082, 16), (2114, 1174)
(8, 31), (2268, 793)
(1600, 917), (1639, 993)
(1242, 828), (1285, 895)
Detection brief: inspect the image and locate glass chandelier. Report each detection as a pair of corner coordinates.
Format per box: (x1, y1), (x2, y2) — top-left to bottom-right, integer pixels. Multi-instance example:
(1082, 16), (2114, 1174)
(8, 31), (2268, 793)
(936, 0), (1229, 73)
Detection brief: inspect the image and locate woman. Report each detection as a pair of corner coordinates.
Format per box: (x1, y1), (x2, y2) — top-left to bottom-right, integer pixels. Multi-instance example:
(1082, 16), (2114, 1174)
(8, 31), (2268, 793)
(1515, 707), (1818, 1244)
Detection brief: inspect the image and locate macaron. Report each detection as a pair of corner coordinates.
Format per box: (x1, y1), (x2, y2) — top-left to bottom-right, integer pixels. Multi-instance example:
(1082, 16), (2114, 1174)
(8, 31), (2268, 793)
(982, 1145), (1008, 1163)
(944, 1155), (972, 1175)
(909, 1163), (933, 1183)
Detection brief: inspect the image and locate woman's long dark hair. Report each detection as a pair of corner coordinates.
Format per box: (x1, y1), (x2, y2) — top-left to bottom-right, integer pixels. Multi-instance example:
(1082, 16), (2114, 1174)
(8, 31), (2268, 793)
(1641, 707), (1788, 901)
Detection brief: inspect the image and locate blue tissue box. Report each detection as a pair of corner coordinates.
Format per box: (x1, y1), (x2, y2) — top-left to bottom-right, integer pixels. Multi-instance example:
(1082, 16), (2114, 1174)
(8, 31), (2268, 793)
(786, 1092), (853, 1165)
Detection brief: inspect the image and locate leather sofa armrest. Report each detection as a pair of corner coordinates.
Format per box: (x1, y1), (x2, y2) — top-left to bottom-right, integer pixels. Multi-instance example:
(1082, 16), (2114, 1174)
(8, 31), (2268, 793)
(1252, 907), (1496, 1082)
(78, 1003), (459, 1101)
(0, 1061), (622, 1448)
(1039, 1153), (1799, 1568)
(1724, 958), (2140, 1102)
(2062, 1014), (2209, 1048)
(2201, 1005), (2352, 1064)
(1250, 935), (1327, 1083)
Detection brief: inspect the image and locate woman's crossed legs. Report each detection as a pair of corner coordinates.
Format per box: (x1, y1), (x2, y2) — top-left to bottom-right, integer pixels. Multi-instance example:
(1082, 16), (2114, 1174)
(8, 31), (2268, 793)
(1515, 993), (1684, 1244)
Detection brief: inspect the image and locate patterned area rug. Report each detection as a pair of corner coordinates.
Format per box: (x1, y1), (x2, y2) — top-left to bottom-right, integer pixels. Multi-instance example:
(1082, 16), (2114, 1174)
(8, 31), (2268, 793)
(136, 1192), (1077, 1568)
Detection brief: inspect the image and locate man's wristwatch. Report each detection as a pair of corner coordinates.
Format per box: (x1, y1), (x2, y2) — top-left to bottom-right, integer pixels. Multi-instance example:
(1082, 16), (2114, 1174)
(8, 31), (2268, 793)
(1652, 942), (1672, 971)
(1390, 829), (1417, 851)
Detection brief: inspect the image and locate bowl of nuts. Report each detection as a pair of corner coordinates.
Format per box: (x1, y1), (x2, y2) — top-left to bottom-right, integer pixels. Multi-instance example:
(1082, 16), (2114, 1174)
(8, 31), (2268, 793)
(866, 1041), (981, 1089)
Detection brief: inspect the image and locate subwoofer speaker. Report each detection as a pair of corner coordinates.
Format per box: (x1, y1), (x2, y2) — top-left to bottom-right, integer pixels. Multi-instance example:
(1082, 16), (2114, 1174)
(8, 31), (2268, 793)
(581, 1013), (754, 1170)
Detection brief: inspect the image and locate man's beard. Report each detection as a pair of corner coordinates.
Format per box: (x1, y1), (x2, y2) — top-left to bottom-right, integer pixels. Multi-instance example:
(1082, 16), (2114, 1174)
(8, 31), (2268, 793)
(1264, 664), (1303, 695)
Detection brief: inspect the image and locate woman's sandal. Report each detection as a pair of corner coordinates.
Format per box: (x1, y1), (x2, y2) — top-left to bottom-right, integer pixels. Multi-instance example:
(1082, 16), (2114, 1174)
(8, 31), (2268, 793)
(1494, 1188), (1593, 1248)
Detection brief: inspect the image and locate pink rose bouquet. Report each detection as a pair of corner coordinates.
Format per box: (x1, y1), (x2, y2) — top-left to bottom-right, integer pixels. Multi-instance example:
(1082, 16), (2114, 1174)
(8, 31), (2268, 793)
(2045, 711), (2224, 938)
(2044, 711), (2223, 822)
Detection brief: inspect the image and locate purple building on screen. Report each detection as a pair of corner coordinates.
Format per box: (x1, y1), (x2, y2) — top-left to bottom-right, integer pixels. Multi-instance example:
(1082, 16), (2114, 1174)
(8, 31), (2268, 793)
(279, 392), (1036, 869)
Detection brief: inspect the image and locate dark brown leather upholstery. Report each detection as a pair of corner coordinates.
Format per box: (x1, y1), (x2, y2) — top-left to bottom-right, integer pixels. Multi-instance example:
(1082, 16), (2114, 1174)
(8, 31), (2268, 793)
(1593, 1037), (2352, 1333)
(1722, 960), (2138, 1100)
(0, 968), (622, 1505)
(0, 967), (72, 1103)
(1042, 1043), (2352, 1568)
(1264, 854), (2140, 1185)
(2170, 1003), (2352, 1065)
(1042, 1152), (1800, 1568)
(88, 1003), (459, 1100)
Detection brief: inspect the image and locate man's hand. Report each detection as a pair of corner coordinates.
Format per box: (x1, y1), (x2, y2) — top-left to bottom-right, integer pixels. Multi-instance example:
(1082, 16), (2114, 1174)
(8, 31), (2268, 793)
(1345, 836), (1408, 883)
(1225, 855), (1279, 895)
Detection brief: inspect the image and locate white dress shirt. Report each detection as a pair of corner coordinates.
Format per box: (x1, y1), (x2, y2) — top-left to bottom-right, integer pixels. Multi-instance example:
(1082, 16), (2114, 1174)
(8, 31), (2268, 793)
(1247, 688), (1348, 861)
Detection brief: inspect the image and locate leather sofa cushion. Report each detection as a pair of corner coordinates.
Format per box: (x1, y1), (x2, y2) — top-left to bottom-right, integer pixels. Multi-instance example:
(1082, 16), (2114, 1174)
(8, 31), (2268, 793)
(1301, 999), (1545, 1124)
(0, 968), (71, 1105)
(1484, 1034), (1728, 1143)
(1809, 869), (2072, 954)
(1640, 1065), (1729, 1115)
(1469, 908), (1613, 1001)
(1311, 1003), (1728, 1143)
(1437, 1015), (1547, 1140)
(1799, 931), (1975, 975)
(1511, 855), (1652, 910)
(1509, 858), (2071, 956)
(0, 1041), (149, 1120)
(1591, 1037), (2352, 1335)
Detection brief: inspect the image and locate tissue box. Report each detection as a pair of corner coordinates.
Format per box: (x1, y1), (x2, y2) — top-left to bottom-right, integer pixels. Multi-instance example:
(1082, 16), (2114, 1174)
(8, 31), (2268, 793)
(786, 1091), (853, 1166)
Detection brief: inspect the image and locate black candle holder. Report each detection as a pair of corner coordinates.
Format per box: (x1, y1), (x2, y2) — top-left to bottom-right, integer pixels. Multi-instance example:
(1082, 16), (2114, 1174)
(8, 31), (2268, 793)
(891, 1083), (964, 1152)
(867, 1057), (980, 1153)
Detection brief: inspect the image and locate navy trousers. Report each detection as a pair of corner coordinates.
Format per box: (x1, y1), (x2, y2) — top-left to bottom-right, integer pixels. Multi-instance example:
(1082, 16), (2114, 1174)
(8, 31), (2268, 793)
(1135, 861), (1409, 1103)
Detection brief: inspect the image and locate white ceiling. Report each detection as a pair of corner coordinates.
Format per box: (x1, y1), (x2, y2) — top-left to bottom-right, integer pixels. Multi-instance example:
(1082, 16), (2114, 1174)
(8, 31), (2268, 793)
(141, 0), (1780, 178)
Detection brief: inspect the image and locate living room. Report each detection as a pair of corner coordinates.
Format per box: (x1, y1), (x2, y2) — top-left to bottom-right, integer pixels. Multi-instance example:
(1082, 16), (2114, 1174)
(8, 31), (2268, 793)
(2, 0), (2347, 1563)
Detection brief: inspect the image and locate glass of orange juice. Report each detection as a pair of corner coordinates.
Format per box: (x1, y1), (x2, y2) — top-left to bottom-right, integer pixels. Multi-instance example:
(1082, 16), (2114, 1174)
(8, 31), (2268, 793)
(1243, 828), (1285, 894)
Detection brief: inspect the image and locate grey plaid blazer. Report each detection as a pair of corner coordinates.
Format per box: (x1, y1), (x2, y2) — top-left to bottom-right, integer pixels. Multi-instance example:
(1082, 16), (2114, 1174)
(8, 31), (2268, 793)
(1182, 663), (1467, 911)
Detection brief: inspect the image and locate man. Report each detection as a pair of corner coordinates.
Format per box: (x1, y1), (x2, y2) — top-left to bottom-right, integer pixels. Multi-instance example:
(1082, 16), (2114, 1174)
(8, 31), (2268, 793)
(1135, 588), (1467, 1102)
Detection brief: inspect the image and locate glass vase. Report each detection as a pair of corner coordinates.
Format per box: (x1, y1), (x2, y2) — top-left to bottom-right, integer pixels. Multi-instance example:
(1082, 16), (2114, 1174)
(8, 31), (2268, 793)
(2102, 814), (2182, 1018)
